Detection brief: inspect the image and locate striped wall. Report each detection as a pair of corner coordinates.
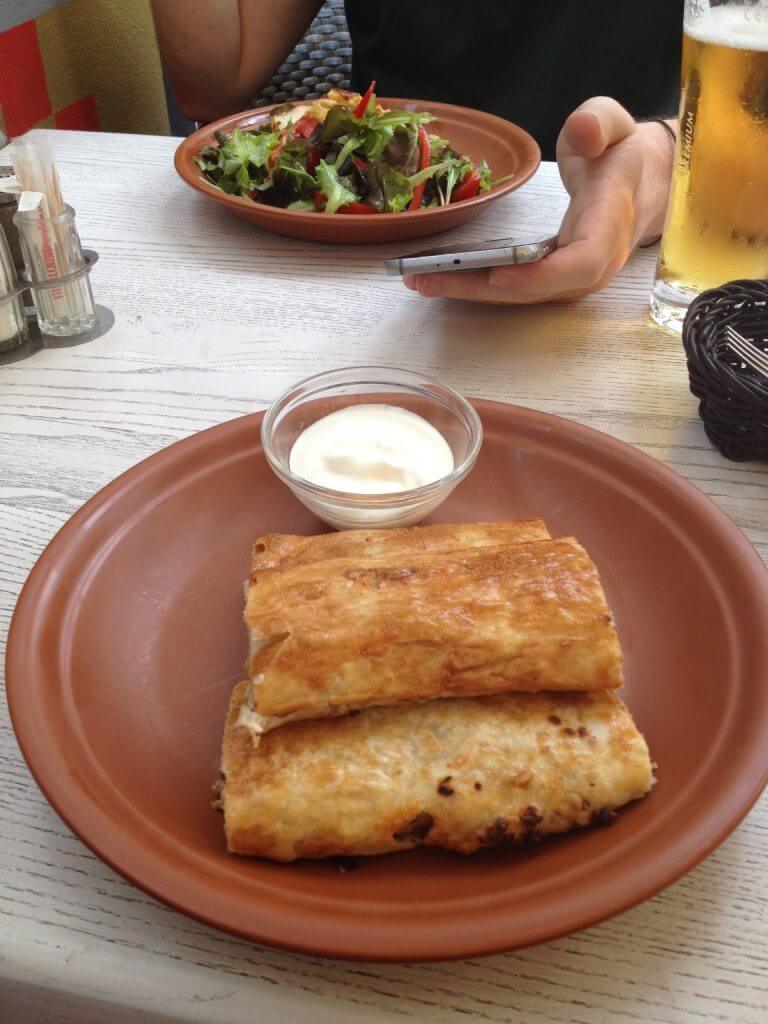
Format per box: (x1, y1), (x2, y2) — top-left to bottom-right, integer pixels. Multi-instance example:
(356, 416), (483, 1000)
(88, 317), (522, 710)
(0, 0), (170, 140)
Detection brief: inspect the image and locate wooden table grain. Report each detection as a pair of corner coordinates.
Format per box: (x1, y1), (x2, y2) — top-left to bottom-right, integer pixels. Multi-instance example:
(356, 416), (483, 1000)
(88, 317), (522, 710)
(1, 129), (766, 1024)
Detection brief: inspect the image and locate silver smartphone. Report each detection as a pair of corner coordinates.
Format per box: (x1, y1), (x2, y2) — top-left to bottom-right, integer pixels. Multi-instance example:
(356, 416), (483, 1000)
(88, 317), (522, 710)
(384, 234), (559, 276)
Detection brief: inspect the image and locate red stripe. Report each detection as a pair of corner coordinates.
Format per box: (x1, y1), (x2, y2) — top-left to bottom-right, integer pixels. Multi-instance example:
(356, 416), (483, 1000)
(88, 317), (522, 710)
(55, 95), (99, 131)
(0, 20), (51, 137)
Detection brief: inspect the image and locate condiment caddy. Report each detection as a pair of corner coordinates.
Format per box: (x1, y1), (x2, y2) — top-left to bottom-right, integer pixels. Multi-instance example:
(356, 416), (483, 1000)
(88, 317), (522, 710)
(0, 139), (100, 353)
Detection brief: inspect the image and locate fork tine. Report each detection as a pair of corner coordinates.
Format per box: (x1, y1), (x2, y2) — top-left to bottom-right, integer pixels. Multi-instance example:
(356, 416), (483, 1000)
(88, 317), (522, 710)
(726, 335), (768, 378)
(725, 325), (753, 351)
(726, 324), (750, 343)
(740, 344), (768, 374)
(725, 324), (768, 361)
(724, 327), (768, 370)
(726, 324), (768, 356)
(728, 336), (765, 365)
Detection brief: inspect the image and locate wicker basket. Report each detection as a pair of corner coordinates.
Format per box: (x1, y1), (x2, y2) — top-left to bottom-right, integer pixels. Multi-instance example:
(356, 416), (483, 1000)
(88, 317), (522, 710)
(682, 279), (768, 461)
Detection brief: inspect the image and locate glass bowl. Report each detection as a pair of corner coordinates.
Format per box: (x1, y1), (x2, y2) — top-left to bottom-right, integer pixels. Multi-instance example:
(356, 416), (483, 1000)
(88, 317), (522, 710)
(261, 366), (483, 530)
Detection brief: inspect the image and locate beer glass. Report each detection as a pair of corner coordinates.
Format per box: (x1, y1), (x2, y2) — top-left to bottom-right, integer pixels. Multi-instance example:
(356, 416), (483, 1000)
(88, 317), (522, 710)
(650, 0), (768, 332)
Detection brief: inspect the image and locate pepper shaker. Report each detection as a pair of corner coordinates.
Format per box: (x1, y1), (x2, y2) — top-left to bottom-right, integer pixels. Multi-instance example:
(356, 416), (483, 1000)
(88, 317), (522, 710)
(0, 165), (25, 275)
(0, 226), (28, 353)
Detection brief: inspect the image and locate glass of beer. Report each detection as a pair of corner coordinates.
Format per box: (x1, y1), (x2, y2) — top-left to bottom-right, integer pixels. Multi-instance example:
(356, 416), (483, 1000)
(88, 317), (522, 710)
(650, 0), (768, 332)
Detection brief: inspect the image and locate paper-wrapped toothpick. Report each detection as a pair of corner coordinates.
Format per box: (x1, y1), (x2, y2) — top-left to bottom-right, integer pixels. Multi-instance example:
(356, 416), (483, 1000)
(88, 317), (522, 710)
(18, 190), (67, 307)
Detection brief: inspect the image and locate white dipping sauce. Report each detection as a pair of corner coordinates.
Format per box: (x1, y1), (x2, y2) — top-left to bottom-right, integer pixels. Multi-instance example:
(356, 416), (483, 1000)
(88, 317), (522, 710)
(289, 404), (454, 493)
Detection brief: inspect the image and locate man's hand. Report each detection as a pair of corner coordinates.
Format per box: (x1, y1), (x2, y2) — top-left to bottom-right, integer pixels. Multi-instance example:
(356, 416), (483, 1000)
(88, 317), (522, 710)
(403, 97), (675, 304)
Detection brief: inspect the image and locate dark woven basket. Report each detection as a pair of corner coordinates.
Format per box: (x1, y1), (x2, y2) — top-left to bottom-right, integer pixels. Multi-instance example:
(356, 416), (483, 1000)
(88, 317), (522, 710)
(682, 279), (768, 461)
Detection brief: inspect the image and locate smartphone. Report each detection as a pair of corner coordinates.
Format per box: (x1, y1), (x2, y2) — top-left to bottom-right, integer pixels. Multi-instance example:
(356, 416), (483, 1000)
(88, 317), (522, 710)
(384, 235), (559, 276)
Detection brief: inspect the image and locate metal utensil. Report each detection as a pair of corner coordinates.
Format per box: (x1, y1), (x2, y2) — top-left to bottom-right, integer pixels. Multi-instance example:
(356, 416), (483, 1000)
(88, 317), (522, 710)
(725, 324), (768, 379)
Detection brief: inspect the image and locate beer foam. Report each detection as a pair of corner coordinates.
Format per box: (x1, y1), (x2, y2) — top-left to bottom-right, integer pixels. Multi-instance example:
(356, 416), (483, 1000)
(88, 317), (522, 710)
(686, 4), (768, 51)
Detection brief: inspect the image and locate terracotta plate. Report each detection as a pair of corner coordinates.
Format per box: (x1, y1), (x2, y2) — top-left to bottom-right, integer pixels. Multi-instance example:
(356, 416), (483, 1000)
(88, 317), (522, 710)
(174, 99), (540, 243)
(7, 403), (768, 961)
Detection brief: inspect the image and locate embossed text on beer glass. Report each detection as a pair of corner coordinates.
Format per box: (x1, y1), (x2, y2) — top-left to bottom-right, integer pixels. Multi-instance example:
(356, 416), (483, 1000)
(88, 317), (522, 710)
(650, 0), (768, 333)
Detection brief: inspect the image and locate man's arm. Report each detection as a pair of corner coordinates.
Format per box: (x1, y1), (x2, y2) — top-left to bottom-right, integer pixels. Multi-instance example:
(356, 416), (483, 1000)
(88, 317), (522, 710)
(150, 1), (323, 122)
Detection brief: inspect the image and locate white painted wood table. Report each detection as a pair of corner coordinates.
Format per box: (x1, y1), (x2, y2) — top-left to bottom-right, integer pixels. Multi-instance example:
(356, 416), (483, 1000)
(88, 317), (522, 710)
(2, 129), (767, 1024)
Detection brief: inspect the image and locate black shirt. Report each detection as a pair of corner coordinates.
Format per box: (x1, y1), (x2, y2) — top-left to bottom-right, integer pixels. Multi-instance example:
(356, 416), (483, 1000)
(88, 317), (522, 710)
(345, 1), (681, 159)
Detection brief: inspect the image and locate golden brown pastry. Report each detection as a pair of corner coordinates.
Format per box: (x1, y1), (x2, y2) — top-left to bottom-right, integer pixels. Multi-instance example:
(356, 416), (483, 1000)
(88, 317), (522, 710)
(222, 682), (653, 861)
(243, 537), (623, 734)
(250, 519), (550, 579)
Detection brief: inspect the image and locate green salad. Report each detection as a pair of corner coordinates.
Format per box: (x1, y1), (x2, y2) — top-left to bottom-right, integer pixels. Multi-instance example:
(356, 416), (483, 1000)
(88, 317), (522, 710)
(195, 84), (510, 214)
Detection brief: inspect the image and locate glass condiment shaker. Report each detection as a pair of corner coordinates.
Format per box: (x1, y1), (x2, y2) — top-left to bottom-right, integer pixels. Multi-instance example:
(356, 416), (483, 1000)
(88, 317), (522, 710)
(0, 227), (28, 353)
(14, 200), (96, 337)
(0, 165), (25, 274)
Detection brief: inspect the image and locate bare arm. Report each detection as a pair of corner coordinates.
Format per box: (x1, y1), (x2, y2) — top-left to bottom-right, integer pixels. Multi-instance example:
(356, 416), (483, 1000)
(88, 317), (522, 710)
(150, 0), (323, 122)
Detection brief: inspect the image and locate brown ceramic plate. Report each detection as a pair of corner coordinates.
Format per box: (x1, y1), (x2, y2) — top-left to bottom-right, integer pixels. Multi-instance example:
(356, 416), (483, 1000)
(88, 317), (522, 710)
(7, 403), (768, 961)
(174, 99), (540, 243)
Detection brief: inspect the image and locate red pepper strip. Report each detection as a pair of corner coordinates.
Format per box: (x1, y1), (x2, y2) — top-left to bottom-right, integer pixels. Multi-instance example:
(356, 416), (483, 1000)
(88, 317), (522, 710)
(451, 168), (481, 203)
(352, 156), (368, 171)
(291, 115), (318, 140)
(338, 201), (380, 214)
(408, 126), (431, 211)
(306, 146), (323, 175)
(268, 130), (287, 168)
(312, 192), (379, 214)
(354, 81), (376, 118)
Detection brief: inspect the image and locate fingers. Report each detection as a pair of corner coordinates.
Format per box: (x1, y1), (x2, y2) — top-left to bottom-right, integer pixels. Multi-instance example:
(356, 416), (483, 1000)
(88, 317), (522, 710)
(403, 243), (614, 305)
(489, 238), (619, 296)
(403, 178), (635, 305)
(559, 97), (636, 161)
(404, 265), (547, 304)
(403, 248), (607, 304)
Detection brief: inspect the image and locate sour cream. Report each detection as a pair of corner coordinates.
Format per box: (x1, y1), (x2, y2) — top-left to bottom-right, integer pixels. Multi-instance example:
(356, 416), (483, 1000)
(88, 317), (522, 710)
(289, 404), (455, 493)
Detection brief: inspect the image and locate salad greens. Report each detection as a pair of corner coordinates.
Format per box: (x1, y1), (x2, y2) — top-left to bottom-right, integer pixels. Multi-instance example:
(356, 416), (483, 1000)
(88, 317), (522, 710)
(196, 86), (511, 215)
(315, 160), (358, 214)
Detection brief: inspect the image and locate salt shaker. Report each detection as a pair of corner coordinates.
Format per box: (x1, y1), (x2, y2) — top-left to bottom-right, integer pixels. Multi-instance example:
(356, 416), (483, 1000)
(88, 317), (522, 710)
(0, 227), (28, 353)
(0, 166), (25, 274)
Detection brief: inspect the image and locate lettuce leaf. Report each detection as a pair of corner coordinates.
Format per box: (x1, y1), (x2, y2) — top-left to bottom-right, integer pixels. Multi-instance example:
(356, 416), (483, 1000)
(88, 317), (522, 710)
(287, 198), (316, 211)
(280, 138), (313, 163)
(318, 106), (361, 142)
(367, 109), (434, 132)
(429, 136), (451, 159)
(196, 128), (281, 196)
(439, 163), (461, 205)
(333, 134), (365, 171)
(222, 128), (280, 169)
(380, 126), (420, 176)
(364, 164), (413, 212)
(407, 157), (462, 188)
(235, 163), (251, 193)
(319, 104), (433, 142)
(315, 160), (359, 214)
(320, 104), (434, 169)
(361, 125), (395, 162)
(477, 159), (493, 192)
(274, 162), (317, 192)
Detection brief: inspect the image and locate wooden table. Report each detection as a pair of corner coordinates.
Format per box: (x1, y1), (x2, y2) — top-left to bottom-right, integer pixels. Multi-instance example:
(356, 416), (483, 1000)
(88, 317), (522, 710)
(2, 129), (767, 1024)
